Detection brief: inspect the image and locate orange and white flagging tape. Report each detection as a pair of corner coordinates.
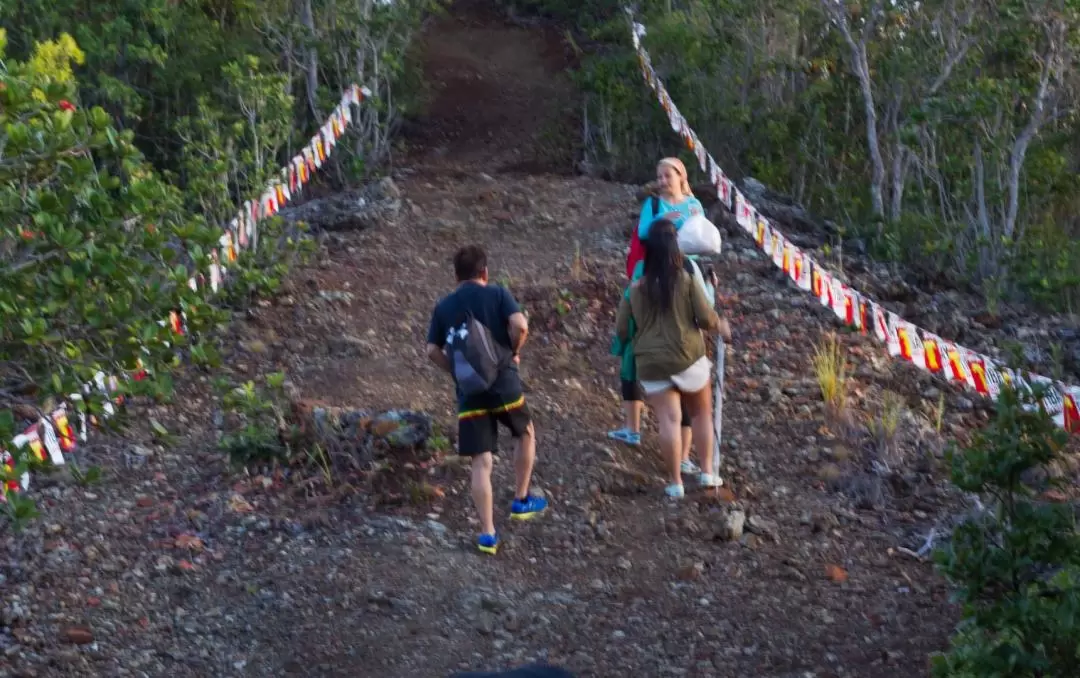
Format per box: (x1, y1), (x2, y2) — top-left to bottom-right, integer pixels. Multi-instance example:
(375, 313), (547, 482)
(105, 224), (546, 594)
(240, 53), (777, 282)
(625, 9), (1080, 433)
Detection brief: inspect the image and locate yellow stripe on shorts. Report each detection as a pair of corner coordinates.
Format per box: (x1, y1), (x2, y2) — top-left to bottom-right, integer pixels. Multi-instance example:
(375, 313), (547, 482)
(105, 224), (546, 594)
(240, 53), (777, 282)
(458, 394), (526, 420)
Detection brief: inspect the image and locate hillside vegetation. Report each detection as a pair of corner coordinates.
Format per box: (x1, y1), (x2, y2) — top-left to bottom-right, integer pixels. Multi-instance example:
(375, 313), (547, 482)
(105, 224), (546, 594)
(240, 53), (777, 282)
(506, 0), (1080, 312)
(0, 0), (432, 513)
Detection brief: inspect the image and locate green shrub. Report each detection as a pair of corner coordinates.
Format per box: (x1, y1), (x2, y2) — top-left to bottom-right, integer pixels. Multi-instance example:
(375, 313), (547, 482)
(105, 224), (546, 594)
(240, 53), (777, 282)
(932, 384), (1080, 676)
(215, 372), (298, 469)
(0, 32), (228, 525)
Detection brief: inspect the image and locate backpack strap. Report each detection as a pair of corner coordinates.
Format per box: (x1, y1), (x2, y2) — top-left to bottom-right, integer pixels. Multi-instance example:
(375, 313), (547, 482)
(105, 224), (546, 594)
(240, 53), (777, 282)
(650, 195), (659, 220)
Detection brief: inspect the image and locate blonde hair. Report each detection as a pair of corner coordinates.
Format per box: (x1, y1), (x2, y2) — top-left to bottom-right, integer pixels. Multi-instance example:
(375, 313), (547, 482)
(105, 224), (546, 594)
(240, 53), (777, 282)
(657, 157), (692, 199)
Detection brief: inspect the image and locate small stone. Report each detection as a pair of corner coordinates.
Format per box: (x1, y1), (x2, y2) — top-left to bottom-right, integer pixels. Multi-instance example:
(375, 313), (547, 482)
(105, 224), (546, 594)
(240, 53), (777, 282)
(616, 557), (632, 571)
(60, 625), (94, 645)
(378, 176), (402, 200)
(479, 594), (507, 613)
(240, 339), (268, 354)
(474, 612), (496, 636)
(747, 515), (779, 542)
(328, 335), (375, 356)
(369, 411), (433, 448)
(715, 509), (745, 541)
(817, 463), (843, 482)
(825, 564), (849, 583)
(503, 611), (522, 632)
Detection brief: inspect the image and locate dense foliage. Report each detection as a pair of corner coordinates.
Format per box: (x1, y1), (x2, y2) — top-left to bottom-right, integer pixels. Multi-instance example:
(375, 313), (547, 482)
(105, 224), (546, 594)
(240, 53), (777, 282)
(933, 385), (1080, 676)
(504, 0), (1080, 311)
(0, 0), (432, 521)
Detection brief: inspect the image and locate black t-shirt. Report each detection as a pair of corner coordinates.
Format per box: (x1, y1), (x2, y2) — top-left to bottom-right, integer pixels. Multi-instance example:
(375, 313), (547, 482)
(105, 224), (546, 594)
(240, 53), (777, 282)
(427, 281), (524, 410)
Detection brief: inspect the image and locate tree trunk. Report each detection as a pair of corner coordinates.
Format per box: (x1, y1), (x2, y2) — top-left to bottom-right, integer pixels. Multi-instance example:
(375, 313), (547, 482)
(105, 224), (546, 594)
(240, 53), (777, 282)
(823, 0), (887, 220)
(853, 41), (885, 220)
(301, 0), (320, 121)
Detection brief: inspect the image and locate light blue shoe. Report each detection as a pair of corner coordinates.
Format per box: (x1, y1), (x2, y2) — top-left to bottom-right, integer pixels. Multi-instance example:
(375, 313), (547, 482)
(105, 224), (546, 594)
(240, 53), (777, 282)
(607, 427), (641, 446)
(680, 459), (700, 474)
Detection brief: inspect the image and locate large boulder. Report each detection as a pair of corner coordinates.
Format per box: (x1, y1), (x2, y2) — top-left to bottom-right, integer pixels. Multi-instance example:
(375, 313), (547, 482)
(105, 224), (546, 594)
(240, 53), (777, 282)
(279, 177), (401, 232)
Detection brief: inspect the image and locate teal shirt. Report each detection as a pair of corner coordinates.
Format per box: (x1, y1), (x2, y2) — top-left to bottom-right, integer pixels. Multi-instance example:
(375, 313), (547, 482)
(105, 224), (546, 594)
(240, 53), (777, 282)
(636, 195), (705, 241)
(631, 195), (708, 285)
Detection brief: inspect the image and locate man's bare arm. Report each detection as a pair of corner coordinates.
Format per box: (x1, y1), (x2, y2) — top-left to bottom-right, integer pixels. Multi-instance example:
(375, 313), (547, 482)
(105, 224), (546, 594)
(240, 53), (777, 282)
(426, 343), (451, 373)
(507, 312), (529, 355)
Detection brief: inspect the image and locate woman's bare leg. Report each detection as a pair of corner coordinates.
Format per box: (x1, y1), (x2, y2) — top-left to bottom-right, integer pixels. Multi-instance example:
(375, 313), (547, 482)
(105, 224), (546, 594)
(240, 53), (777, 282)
(646, 388), (682, 486)
(681, 386), (715, 478)
(625, 400), (643, 434)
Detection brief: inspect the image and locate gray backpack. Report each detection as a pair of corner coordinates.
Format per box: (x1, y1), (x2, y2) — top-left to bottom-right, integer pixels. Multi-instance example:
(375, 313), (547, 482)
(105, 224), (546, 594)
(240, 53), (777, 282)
(444, 312), (511, 396)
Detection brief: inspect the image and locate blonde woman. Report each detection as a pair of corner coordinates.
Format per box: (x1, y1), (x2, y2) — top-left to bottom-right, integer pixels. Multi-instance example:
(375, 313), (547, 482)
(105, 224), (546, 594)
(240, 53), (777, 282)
(611, 157), (714, 475)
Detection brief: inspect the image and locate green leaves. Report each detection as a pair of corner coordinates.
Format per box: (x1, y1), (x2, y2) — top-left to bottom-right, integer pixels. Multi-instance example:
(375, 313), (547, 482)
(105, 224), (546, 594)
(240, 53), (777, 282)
(932, 385), (1080, 675)
(0, 36), (226, 508)
(216, 370), (294, 469)
(0, 0), (424, 527)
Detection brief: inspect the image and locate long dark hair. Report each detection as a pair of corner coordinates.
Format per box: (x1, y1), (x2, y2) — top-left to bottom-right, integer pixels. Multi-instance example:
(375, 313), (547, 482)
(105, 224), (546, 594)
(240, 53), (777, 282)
(642, 219), (683, 312)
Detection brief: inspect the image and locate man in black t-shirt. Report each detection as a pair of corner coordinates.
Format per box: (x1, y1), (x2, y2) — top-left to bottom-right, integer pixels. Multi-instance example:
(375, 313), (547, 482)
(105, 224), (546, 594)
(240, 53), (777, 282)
(426, 245), (548, 555)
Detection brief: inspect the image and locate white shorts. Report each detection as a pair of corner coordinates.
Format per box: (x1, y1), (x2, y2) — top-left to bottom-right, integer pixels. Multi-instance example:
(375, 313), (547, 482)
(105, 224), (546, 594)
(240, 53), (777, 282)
(640, 356), (712, 396)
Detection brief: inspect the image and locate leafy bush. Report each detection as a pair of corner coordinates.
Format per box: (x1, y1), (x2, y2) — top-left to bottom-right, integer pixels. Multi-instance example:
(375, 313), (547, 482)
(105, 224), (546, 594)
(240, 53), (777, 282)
(932, 384), (1080, 676)
(1, 1), (433, 525)
(0, 31), (224, 484)
(215, 372), (299, 469)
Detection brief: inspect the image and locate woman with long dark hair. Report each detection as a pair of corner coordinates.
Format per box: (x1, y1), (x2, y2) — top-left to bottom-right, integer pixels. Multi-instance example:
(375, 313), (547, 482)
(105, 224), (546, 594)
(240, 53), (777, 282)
(610, 157), (708, 449)
(615, 220), (731, 497)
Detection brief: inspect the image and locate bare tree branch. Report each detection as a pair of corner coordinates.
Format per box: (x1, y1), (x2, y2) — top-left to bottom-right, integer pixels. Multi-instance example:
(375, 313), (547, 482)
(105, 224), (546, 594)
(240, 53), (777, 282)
(1004, 17), (1067, 240)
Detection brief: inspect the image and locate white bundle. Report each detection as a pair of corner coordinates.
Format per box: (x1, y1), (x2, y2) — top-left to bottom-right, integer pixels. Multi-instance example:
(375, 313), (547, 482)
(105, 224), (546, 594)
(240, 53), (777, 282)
(678, 214), (722, 256)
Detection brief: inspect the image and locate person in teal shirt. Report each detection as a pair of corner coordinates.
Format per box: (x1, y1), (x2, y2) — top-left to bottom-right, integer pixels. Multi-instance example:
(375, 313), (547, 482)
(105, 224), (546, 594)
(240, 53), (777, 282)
(611, 157), (716, 477)
(629, 159), (714, 302)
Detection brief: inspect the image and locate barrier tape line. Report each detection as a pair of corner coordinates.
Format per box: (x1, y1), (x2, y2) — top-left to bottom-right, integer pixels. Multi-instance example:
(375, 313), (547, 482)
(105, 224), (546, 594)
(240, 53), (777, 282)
(624, 9), (1080, 433)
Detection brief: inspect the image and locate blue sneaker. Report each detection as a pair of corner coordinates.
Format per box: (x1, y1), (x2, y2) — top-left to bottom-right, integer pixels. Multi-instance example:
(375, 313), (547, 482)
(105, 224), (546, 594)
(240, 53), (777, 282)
(477, 533), (499, 555)
(607, 427), (641, 446)
(510, 494), (548, 521)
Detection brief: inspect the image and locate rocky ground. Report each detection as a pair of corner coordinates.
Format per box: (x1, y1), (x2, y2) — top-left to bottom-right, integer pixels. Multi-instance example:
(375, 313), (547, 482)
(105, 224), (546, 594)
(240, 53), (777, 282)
(4, 2), (1080, 677)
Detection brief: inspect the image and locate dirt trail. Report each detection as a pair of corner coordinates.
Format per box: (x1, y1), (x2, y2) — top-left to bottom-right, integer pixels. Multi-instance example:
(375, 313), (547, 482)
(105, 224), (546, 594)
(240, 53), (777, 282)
(402, 0), (579, 174)
(1, 3), (964, 677)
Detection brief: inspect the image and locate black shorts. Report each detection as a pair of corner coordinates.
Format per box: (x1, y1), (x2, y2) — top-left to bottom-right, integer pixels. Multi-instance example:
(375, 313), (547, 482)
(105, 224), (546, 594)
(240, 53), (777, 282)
(458, 395), (532, 456)
(620, 379), (691, 427)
